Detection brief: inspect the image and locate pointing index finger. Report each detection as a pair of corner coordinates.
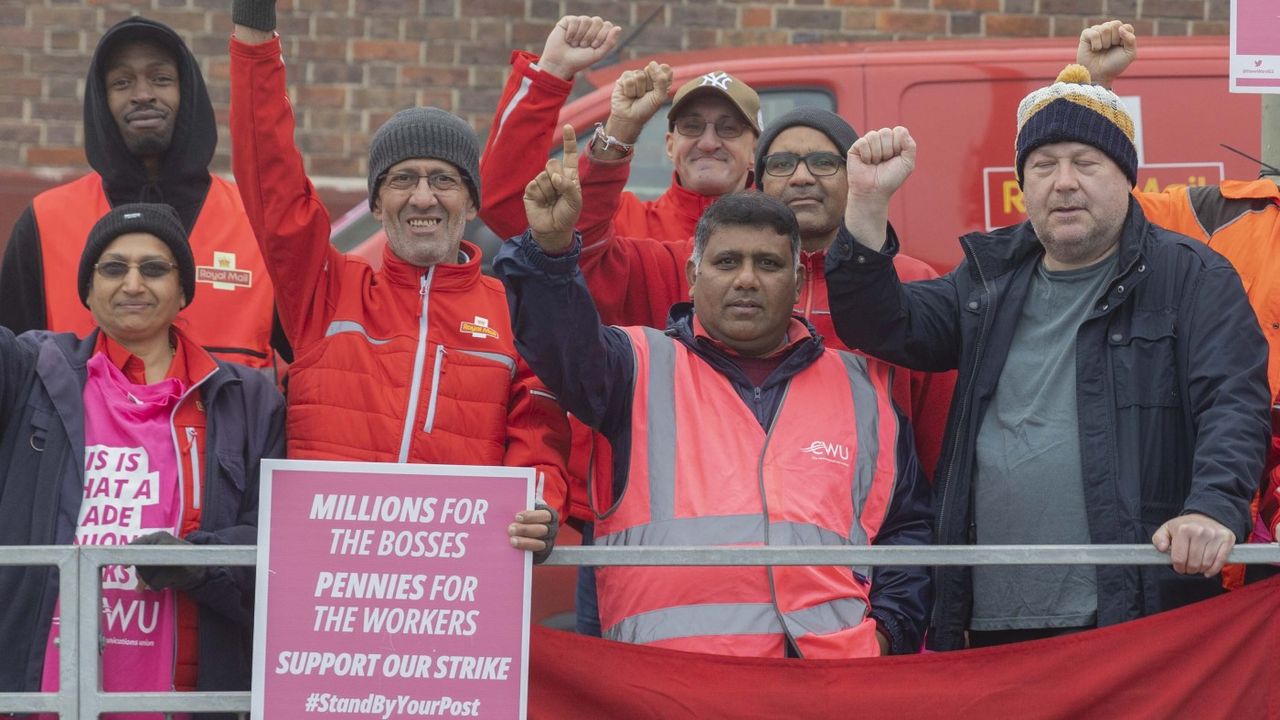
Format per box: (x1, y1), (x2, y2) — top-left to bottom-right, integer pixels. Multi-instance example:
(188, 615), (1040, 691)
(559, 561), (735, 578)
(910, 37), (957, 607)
(562, 124), (579, 174)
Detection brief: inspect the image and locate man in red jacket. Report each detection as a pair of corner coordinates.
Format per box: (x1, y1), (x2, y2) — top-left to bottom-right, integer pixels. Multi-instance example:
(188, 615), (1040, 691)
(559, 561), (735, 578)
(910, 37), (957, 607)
(227, 0), (568, 556)
(482, 15), (759, 246)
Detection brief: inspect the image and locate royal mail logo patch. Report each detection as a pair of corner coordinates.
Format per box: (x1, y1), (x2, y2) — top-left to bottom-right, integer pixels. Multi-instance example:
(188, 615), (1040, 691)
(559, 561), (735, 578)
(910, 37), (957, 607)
(460, 316), (500, 340)
(196, 251), (252, 290)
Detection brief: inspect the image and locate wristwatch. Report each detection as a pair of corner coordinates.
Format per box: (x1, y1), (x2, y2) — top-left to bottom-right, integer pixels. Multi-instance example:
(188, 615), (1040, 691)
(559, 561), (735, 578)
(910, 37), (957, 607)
(589, 123), (634, 158)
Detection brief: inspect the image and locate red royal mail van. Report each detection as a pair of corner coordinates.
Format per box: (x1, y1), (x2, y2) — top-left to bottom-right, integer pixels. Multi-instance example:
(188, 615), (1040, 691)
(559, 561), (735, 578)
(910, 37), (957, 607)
(333, 34), (1262, 275)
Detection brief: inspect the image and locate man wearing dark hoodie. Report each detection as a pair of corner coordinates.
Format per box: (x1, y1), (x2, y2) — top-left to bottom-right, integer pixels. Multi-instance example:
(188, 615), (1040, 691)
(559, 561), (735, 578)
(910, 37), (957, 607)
(0, 17), (280, 372)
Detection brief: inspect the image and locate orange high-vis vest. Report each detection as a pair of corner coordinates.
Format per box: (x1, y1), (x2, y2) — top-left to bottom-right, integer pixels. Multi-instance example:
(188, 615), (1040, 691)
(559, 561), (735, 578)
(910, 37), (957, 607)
(595, 326), (901, 659)
(31, 173), (276, 368)
(1136, 179), (1280, 401)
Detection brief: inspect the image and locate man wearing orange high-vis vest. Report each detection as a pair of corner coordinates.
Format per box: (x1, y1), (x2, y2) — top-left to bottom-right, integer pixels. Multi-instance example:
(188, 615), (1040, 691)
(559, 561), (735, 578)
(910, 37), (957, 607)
(1, 17), (280, 372)
(496, 131), (931, 657)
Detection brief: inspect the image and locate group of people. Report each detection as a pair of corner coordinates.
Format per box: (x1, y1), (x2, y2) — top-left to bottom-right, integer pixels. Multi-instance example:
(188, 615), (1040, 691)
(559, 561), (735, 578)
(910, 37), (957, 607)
(0, 1), (1274, 708)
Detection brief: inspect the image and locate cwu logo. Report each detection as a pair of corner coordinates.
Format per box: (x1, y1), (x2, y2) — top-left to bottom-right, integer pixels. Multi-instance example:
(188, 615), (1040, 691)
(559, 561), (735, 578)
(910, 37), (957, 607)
(800, 440), (851, 467)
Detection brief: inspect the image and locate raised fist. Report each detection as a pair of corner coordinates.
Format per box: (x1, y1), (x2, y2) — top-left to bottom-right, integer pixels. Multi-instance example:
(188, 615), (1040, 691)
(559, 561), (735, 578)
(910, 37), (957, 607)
(538, 16), (622, 82)
(1077, 20), (1137, 88)
(604, 61), (674, 144)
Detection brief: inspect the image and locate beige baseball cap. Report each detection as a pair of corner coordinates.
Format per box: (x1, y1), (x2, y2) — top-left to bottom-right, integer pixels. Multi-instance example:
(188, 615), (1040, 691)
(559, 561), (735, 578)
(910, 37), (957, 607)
(666, 71), (762, 134)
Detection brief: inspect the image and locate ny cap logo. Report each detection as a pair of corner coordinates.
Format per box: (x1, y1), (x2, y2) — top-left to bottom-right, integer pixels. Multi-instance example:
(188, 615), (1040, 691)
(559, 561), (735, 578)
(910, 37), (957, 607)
(699, 72), (732, 90)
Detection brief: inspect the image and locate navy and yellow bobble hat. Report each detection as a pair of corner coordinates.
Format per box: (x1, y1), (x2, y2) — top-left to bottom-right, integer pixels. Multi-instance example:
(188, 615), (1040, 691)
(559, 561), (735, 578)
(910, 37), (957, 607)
(1014, 64), (1137, 188)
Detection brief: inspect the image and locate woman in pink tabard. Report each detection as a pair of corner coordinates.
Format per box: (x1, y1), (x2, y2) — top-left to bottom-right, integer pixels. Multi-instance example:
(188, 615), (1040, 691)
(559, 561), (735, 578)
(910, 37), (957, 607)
(0, 203), (284, 719)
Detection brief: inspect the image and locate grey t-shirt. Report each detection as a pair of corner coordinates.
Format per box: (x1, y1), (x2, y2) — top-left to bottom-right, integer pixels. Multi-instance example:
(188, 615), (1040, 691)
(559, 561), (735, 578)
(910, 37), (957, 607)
(970, 253), (1118, 631)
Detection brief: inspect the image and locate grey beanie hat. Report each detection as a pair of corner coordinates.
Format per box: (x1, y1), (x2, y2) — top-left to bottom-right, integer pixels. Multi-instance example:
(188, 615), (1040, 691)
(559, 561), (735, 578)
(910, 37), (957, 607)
(754, 107), (859, 190)
(78, 202), (195, 307)
(367, 107), (481, 209)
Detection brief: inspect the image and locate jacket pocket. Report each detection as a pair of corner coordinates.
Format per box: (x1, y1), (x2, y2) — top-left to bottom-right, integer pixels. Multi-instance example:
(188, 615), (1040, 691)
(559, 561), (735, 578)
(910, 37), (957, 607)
(210, 451), (247, 518)
(1111, 311), (1180, 408)
(428, 348), (513, 451)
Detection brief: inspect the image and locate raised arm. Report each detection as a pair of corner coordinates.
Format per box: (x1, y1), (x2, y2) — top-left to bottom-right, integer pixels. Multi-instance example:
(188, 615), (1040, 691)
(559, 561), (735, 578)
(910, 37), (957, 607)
(1076, 20), (1137, 89)
(229, 0), (344, 351)
(842, 126), (916, 252)
(495, 126), (637, 433)
(480, 16), (620, 239)
(827, 126), (963, 373)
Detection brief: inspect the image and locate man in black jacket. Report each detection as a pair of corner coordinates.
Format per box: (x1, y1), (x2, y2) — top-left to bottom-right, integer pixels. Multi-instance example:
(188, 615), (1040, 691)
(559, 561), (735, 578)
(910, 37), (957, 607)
(825, 66), (1271, 650)
(0, 17), (283, 371)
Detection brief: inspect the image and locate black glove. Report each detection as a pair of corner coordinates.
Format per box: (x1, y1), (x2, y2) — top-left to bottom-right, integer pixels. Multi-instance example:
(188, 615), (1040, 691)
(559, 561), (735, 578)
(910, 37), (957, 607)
(131, 531), (208, 591)
(232, 0), (277, 32)
(531, 503), (559, 566)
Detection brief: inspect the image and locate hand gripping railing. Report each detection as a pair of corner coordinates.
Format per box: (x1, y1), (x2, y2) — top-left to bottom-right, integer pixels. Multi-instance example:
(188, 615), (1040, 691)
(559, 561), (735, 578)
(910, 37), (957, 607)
(1, 542), (1277, 717)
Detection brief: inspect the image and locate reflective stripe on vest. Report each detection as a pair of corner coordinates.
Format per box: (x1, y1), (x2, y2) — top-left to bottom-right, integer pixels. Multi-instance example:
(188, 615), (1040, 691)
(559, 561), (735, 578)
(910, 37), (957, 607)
(597, 326), (900, 658)
(32, 173), (276, 368)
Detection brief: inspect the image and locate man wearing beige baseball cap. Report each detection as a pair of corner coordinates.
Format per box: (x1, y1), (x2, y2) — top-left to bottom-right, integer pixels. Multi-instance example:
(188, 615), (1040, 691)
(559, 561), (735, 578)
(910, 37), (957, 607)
(482, 18), (762, 295)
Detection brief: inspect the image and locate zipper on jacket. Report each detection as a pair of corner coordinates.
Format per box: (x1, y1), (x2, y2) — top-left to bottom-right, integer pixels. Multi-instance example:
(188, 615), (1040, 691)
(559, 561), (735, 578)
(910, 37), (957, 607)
(802, 254), (817, 319)
(186, 427), (201, 510)
(423, 345), (446, 433)
(932, 237), (994, 630)
(758, 382), (798, 656)
(398, 269), (435, 462)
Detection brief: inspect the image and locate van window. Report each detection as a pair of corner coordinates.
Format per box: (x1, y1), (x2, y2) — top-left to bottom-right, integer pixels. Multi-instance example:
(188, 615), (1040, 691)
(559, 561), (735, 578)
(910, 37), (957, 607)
(562, 89), (835, 199)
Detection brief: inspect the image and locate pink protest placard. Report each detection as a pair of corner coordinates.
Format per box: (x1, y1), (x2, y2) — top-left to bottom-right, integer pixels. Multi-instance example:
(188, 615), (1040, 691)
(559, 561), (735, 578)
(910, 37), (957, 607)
(252, 459), (534, 720)
(1231, 0), (1280, 93)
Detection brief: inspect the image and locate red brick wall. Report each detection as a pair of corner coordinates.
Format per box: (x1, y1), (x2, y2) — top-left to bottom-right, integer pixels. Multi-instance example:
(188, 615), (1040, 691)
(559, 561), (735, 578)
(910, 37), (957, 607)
(0, 0), (1231, 186)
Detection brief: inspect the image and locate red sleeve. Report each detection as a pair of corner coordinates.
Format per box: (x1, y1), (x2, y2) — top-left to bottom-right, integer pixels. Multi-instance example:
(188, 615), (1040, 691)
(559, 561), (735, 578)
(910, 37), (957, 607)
(229, 35), (344, 351)
(504, 356), (572, 519)
(480, 50), (574, 241)
(565, 156), (684, 327)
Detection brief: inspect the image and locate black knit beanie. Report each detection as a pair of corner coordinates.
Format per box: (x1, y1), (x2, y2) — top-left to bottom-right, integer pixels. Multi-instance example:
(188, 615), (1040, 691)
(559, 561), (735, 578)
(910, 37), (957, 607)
(754, 107), (859, 190)
(78, 203), (195, 307)
(367, 107), (481, 210)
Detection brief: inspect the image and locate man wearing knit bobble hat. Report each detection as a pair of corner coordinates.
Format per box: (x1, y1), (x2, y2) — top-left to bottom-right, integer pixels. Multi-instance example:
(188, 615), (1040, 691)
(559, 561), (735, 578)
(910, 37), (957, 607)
(825, 66), (1271, 649)
(226, 1), (570, 560)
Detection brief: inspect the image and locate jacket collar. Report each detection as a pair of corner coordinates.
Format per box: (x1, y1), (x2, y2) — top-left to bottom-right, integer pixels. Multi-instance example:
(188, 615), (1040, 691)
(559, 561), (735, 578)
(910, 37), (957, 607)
(379, 239), (484, 291)
(663, 172), (720, 224)
(37, 328), (235, 409)
(664, 302), (826, 387)
(960, 196), (1149, 282)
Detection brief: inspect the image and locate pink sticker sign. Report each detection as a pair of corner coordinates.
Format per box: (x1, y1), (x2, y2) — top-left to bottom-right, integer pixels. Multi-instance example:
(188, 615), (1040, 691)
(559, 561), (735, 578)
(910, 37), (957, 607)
(252, 460), (534, 720)
(1231, 0), (1280, 93)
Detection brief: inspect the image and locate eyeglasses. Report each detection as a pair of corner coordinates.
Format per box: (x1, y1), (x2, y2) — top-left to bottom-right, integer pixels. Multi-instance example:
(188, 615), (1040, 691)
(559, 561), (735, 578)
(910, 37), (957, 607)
(762, 151), (846, 178)
(94, 260), (179, 279)
(379, 171), (463, 193)
(672, 115), (748, 139)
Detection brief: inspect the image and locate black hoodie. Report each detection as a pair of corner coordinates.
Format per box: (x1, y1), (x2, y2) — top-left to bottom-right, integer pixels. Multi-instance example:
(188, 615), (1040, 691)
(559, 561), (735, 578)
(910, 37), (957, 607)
(0, 17), (217, 332)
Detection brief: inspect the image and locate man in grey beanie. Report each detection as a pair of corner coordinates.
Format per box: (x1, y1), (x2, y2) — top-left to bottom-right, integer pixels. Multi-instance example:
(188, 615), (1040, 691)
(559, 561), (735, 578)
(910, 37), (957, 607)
(756, 106), (955, 484)
(226, 3), (570, 559)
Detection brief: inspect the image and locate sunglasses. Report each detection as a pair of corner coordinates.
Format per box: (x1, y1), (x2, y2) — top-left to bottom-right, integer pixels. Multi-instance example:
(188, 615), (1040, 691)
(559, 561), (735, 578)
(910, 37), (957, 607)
(94, 260), (179, 279)
(762, 151), (846, 177)
(672, 115), (749, 139)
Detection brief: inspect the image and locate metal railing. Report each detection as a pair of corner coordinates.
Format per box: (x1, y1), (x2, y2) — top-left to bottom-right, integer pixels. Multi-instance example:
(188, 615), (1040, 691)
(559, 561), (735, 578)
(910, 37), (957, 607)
(1, 542), (1277, 718)
(0, 546), (255, 719)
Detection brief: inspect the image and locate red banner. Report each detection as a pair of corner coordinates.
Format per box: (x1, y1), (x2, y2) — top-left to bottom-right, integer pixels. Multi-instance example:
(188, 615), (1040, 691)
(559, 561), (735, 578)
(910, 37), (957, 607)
(530, 576), (1280, 719)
